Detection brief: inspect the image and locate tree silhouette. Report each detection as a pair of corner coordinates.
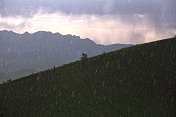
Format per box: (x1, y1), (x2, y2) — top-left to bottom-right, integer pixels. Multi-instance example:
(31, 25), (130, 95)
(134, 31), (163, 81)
(81, 53), (87, 60)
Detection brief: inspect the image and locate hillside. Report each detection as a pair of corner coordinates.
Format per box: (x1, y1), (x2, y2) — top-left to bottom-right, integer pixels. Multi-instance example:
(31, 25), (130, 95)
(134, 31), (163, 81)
(0, 30), (132, 82)
(0, 37), (176, 117)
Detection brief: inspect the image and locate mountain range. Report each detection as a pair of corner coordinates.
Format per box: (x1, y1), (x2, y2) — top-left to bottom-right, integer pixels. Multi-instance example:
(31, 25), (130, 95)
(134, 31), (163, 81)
(0, 30), (132, 82)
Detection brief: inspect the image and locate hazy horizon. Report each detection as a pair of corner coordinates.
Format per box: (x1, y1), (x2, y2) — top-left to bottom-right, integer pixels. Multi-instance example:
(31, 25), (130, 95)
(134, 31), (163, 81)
(0, 0), (176, 45)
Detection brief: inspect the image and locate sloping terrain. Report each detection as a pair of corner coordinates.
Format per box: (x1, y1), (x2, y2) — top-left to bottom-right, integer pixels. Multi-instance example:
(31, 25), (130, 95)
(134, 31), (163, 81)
(0, 30), (132, 82)
(0, 37), (176, 117)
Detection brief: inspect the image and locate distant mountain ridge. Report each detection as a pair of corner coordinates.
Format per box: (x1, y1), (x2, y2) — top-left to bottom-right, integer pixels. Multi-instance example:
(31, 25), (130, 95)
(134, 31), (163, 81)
(0, 30), (132, 82)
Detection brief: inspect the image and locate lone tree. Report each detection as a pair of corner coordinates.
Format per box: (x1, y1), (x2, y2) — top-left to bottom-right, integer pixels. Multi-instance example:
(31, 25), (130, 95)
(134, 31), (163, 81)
(81, 53), (88, 60)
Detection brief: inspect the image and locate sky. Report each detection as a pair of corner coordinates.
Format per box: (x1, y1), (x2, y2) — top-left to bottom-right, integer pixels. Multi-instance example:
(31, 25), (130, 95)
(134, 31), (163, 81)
(0, 0), (175, 45)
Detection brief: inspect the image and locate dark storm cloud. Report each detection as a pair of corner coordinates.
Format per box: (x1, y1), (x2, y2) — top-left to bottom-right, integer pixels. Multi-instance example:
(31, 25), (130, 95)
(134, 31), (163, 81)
(0, 0), (174, 16)
(0, 0), (175, 29)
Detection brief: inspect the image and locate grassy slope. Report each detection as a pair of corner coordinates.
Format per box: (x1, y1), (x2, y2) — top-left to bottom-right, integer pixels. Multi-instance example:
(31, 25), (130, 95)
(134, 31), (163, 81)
(0, 38), (176, 117)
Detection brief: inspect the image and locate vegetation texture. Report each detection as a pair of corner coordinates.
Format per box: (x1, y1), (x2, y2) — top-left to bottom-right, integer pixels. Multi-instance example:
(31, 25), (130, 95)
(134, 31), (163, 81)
(0, 37), (176, 117)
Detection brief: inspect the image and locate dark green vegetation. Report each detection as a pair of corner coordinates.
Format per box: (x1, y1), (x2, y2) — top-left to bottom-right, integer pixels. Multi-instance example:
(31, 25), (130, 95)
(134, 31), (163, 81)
(0, 37), (176, 117)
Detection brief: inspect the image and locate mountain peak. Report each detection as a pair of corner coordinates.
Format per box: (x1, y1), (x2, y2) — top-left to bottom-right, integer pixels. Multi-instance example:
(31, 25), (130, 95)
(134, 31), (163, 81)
(23, 31), (30, 35)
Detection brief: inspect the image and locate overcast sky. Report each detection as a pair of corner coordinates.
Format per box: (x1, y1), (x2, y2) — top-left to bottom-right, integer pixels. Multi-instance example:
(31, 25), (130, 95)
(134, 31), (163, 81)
(0, 0), (175, 44)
